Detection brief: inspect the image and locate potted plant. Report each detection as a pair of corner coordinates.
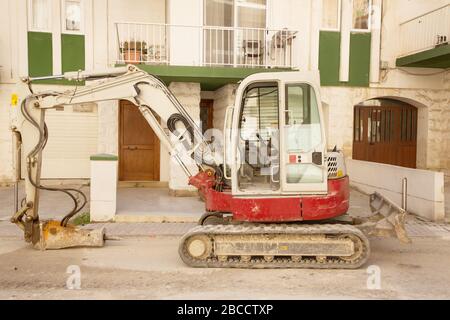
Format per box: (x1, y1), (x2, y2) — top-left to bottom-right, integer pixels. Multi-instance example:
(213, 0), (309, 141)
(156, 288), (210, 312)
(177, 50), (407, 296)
(121, 41), (148, 63)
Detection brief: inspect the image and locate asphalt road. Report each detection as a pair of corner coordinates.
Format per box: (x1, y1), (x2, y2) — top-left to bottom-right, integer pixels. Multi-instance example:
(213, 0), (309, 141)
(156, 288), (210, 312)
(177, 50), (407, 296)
(1, 235), (450, 299)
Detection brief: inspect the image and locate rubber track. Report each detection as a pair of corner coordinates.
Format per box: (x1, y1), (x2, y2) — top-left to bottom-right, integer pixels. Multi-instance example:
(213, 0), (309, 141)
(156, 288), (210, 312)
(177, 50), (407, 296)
(178, 224), (370, 269)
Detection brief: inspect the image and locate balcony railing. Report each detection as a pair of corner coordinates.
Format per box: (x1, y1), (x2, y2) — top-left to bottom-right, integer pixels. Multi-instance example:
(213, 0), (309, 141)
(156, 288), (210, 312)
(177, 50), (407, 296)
(115, 22), (298, 69)
(399, 4), (449, 57)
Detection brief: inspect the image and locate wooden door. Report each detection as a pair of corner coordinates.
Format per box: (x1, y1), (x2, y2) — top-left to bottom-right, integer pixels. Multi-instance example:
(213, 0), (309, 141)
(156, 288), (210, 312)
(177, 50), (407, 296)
(200, 99), (214, 133)
(119, 101), (160, 181)
(353, 103), (417, 168)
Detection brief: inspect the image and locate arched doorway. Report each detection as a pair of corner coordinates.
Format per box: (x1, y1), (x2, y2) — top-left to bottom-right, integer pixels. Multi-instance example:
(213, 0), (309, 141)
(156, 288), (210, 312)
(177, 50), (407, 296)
(352, 98), (418, 168)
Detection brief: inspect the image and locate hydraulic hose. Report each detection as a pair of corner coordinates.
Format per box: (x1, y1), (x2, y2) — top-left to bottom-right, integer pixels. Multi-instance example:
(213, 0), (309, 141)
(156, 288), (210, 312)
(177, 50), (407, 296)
(20, 97), (87, 227)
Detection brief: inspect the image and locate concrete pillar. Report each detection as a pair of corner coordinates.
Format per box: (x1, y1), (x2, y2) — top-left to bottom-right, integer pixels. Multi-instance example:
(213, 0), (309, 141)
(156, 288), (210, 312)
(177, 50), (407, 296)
(213, 84), (237, 131)
(90, 154), (118, 222)
(339, 0), (352, 82)
(370, 0), (382, 83)
(168, 82), (201, 196)
(92, 0), (108, 69)
(97, 100), (119, 156)
(309, 0), (322, 71)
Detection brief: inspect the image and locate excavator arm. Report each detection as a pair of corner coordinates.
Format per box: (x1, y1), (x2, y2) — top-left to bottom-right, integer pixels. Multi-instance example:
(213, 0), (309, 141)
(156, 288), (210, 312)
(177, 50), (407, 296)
(11, 65), (220, 249)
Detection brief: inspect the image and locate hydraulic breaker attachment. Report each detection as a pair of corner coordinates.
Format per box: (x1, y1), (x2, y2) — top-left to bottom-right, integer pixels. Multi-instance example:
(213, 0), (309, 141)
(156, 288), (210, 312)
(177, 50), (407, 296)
(357, 192), (411, 244)
(35, 220), (105, 250)
(11, 207), (105, 250)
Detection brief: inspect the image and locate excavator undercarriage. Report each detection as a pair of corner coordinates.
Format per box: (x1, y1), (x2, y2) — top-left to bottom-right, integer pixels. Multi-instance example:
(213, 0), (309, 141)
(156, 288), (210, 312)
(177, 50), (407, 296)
(179, 224), (370, 269)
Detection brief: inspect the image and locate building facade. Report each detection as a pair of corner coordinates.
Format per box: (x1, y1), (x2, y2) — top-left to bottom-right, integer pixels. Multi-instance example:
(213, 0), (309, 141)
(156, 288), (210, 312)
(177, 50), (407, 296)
(0, 0), (449, 193)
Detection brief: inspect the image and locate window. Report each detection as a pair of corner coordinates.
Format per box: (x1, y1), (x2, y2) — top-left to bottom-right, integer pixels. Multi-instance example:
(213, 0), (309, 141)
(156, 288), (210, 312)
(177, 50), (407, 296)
(352, 0), (371, 30)
(203, 0), (267, 66)
(236, 0), (266, 29)
(284, 84), (323, 184)
(240, 84), (278, 141)
(322, 0), (341, 30)
(63, 0), (83, 33)
(204, 0), (234, 27)
(29, 0), (51, 31)
(238, 82), (280, 191)
(284, 84), (321, 152)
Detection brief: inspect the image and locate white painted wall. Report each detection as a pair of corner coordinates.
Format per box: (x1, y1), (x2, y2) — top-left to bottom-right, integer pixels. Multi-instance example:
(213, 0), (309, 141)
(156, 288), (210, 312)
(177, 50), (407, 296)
(0, 0), (27, 83)
(268, 0), (313, 71)
(0, 84), (15, 183)
(92, 0), (109, 70)
(167, 0), (202, 66)
(347, 159), (445, 222)
(373, 0), (449, 89)
(396, 0), (449, 21)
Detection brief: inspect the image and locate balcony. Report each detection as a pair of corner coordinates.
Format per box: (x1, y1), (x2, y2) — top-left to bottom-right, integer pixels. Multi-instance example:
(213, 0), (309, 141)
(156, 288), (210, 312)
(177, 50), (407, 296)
(115, 22), (298, 69)
(397, 4), (450, 68)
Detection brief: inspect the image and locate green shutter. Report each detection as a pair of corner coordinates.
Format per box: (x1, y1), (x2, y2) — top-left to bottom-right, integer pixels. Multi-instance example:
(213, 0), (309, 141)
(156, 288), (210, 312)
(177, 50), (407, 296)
(28, 32), (53, 77)
(348, 32), (371, 87)
(319, 31), (341, 86)
(61, 34), (85, 72)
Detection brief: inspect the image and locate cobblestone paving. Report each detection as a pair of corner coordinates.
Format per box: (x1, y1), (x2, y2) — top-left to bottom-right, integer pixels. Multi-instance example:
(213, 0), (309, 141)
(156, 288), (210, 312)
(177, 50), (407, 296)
(1, 218), (449, 239)
(89, 222), (197, 236)
(405, 218), (450, 238)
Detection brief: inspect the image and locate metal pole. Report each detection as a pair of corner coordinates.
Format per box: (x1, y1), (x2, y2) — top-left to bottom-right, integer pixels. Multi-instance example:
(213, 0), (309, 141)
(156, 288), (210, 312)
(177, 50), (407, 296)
(402, 177), (408, 211)
(11, 126), (22, 214)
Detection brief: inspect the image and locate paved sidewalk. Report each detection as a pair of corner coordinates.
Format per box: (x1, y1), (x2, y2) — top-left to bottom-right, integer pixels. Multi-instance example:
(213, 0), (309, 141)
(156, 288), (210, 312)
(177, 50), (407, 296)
(89, 222), (197, 236)
(0, 185), (204, 223)
(116, 187), (203, 222)
(1, 182), (448, 238)
(2, 218), (450, 239)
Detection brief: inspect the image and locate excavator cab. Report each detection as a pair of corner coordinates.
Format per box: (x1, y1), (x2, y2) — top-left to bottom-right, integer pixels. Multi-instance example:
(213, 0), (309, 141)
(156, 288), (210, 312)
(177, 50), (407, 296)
(230, 72), (328, 196)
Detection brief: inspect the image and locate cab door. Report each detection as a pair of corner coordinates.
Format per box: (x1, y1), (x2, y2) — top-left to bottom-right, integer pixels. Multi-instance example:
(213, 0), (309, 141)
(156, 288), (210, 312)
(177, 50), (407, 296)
(230, 80), (281, 196)
(280, 81), (328, 194)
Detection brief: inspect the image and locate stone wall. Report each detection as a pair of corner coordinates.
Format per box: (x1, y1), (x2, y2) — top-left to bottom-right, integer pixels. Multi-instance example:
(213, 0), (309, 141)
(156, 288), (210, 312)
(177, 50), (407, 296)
(213, 84), (237, 131)
(97, 101), (119, 155)
(321, 86), (450, 177)
(168, 82), (201, 193)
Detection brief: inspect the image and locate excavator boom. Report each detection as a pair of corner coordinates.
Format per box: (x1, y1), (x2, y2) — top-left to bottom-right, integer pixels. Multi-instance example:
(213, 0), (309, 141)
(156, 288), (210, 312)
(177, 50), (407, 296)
(12, 65), (218, 249)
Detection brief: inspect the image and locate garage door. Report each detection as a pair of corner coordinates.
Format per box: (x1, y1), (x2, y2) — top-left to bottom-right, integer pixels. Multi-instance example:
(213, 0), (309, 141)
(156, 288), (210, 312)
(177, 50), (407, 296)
(352, 99), (417, 168)
(22, 104), (98, 179)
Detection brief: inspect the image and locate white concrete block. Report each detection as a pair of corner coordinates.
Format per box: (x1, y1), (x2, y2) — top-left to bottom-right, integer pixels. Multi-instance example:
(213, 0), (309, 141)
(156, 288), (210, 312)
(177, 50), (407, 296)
(90, 155), (118, 222)
(347, 159), (445, 222)
(90, 201), (116, 222)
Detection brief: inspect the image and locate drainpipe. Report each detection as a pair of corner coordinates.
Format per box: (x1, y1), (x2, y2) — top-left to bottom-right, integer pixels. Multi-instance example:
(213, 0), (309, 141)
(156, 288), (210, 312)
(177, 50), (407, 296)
(11, 126), (22, 214)
(402, 177), (408, 211)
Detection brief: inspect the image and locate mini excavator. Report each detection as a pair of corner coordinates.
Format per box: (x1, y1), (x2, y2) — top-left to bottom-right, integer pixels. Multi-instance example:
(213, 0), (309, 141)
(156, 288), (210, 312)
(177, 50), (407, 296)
(10, 65), (410, 269)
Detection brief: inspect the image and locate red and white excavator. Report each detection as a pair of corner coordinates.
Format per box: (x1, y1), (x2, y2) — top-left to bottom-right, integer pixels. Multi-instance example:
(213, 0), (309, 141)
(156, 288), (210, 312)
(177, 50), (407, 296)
(10, 65), (410, 269)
